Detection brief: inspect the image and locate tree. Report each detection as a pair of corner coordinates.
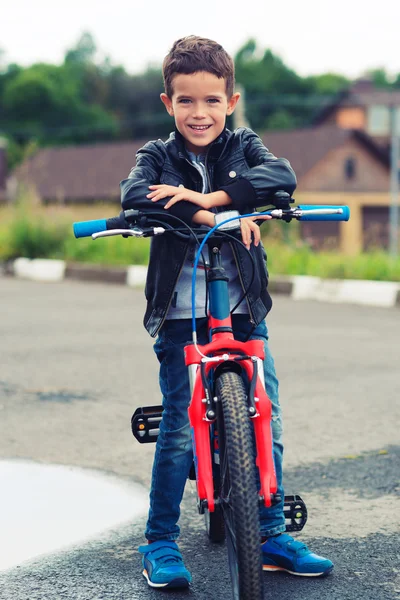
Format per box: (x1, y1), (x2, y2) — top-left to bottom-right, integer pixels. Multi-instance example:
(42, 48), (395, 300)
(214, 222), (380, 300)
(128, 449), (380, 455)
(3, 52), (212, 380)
(305, 73), (349, 95)
(0, 48), (6, 73)
(2, 63), (117, 144)
(64, 32), (97, 65)
(365, 68), (392, 88)
(234, 40), (349, 131)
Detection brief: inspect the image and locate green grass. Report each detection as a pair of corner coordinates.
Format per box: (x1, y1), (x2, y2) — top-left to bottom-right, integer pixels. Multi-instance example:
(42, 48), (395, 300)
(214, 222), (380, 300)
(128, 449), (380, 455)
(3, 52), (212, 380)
(0, 207), (150, 265)
(63, 230), (150, 265)
(266, 240), (400, 282)
(0, 214), (69, 260)
(1, 199), (400, 282)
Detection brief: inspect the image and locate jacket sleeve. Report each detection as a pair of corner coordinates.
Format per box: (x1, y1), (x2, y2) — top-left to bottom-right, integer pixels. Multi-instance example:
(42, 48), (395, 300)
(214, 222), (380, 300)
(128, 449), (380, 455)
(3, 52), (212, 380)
(219, 128), (297, 211)
(120, 141), (202, 225)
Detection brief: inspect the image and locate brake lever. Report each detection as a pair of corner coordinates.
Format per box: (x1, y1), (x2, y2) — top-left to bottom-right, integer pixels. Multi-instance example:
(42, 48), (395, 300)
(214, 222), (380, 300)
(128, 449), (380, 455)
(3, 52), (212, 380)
(92, 227), (165, 240)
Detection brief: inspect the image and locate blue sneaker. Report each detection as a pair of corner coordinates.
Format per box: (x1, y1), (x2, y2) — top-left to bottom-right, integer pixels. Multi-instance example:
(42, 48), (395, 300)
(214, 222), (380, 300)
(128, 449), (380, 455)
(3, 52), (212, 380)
(261, 534), (334, 577)
(138, 540), (192, 588)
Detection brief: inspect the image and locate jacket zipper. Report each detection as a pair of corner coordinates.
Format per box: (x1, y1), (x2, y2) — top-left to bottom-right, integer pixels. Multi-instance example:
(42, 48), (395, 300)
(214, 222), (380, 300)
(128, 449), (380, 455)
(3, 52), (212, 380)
(155, 150), (228, 335)
(204, 152), (213, 192)
(184, 154), (211, 194)
(190, 153), (254, 320)
(154, 153), (208, 338)
(152, 245), (190, 337)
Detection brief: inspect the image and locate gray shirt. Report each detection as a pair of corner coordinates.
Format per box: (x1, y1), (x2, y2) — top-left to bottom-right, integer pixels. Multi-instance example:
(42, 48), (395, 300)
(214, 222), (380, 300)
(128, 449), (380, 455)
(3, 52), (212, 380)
(166, 152), (248, 320)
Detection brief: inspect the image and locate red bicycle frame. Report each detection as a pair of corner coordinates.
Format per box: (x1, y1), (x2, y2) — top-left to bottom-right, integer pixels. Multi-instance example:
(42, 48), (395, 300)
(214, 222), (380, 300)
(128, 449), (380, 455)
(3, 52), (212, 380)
(184, 244), (277, 514)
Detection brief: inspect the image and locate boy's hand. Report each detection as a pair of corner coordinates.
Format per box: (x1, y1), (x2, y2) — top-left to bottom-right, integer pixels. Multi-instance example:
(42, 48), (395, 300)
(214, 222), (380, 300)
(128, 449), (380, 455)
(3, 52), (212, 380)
(192, 210), (215, 227)
(240, 215), (271, 250)
(147, 185), (271, 246)
(147, 185), (211, 210)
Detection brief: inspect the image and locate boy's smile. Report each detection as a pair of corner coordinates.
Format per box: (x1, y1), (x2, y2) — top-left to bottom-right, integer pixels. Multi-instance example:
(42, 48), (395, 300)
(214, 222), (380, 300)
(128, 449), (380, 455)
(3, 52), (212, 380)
(161, 71), (240, 154)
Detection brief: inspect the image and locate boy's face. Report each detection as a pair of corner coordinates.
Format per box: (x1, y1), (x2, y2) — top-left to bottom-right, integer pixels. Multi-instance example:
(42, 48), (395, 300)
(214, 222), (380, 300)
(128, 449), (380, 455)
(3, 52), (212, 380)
(160, 71), (240, 154)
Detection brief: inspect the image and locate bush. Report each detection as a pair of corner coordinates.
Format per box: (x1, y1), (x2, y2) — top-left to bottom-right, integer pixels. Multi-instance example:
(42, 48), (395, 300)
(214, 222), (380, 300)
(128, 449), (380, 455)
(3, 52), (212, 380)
(1, 214), (69, 260)
(266, 240), (400, 282)
(63, 230), (150, 266)
(0, 199), (150, 265)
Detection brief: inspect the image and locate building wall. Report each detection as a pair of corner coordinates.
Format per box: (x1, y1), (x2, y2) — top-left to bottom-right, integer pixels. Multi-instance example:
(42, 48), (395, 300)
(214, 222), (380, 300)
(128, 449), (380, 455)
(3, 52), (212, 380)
(294, 191), (392, 254)
(362, 206), (390, 250)
(294, 138), (392, 254)
(300, 220), (340, 251)
(299, 139), (389, 193)
(336, 107), (366, 130)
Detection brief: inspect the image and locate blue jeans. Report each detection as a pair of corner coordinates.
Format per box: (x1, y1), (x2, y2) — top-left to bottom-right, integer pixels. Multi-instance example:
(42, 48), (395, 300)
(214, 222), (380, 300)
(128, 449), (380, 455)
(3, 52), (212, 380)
(145, 314), (285, 541)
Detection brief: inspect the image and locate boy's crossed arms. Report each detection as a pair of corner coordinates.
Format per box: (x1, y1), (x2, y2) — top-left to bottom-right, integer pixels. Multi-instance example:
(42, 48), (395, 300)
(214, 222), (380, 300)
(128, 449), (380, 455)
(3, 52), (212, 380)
(146, 183), (271, 250)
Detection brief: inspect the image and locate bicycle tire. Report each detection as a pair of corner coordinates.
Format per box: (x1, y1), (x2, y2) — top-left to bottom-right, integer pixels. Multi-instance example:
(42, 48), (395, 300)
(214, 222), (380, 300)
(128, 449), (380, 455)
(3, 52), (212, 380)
(216, 370), (263, 600)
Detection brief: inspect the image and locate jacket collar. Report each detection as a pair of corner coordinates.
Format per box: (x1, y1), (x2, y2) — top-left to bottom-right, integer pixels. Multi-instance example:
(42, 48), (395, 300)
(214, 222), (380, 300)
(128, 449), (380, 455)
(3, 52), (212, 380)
(170, 126), (231, 163)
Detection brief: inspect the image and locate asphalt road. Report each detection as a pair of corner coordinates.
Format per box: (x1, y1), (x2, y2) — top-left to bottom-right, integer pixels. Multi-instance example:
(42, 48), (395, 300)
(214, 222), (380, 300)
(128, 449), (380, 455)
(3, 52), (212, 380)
(0, 278), (399, 600)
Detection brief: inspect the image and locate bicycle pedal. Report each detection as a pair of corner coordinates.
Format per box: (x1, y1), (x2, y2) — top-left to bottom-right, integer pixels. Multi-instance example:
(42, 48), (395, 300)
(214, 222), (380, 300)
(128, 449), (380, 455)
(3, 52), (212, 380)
(283, 494), (308, 532)
(131, 405), (163, 444)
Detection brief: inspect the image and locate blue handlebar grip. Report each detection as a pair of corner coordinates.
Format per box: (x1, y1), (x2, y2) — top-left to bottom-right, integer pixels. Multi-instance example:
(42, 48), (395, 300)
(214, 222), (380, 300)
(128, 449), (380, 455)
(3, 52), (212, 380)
(73, 219), (108, 238)
(297, 205), (350, 222)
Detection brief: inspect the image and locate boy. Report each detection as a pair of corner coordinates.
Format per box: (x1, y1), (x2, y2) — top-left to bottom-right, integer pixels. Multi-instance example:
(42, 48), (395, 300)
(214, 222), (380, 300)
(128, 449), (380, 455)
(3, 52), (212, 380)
(120, 35), (333, 589)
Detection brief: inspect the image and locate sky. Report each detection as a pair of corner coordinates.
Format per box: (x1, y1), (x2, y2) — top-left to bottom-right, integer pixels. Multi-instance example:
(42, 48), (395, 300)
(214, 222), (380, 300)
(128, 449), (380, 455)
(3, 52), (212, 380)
(2, 0), (400, 79)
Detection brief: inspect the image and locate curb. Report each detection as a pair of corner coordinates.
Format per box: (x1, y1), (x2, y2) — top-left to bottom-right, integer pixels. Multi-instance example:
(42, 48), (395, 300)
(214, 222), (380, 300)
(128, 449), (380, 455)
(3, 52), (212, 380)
(2, 259), (147, 288)
(2, 258), (400, 309)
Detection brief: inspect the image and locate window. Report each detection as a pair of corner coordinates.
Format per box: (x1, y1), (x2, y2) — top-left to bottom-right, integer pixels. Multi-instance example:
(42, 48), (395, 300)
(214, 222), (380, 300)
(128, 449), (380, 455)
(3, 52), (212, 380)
(344, 157), (356, 180)
(395, 106), (400, 136)
(367, 105), (390, 135)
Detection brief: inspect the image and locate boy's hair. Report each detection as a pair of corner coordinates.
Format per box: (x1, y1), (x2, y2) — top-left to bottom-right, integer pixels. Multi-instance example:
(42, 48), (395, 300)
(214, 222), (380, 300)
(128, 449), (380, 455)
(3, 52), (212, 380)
(162, 36), (235, 99)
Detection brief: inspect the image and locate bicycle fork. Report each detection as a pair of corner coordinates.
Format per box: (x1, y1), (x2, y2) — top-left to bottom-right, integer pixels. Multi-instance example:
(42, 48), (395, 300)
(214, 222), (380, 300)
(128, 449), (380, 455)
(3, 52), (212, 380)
(185, 342), (278, 513)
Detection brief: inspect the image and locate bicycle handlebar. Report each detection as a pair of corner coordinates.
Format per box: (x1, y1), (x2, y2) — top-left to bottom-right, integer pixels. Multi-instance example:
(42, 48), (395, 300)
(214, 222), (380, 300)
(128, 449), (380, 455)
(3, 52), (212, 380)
(296, 205), (350, 221)
(73, 215), (128, 238)
(73, 219), (108, 238)
(73, 204), (350, 239)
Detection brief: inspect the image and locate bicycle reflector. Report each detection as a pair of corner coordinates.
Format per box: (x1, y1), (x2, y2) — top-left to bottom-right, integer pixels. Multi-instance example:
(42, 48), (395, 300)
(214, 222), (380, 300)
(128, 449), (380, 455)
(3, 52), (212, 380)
(131, 405), (164, 443)
(283, 495), (308, 532)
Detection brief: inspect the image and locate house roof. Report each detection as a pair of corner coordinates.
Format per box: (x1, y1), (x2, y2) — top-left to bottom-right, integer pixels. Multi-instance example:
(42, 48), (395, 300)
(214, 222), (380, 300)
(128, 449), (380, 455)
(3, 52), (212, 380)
(12, 140), (146, 202)
(261, 124), (389, 178)
(314, 79), (400, 125)
(261, 126), (350, 180)
(10, 124), (389, 202)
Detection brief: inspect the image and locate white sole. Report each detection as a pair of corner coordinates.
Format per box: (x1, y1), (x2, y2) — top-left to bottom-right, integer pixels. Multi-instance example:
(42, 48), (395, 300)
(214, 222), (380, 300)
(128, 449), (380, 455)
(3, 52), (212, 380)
(263, 565), (330, 577)
(143, 570), (169, 588)
(142, 569), (190, 588)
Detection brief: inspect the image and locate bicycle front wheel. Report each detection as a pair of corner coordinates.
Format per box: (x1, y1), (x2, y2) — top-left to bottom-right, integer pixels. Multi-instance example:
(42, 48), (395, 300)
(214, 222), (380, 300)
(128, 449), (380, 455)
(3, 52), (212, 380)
(216, 370), (263, 600)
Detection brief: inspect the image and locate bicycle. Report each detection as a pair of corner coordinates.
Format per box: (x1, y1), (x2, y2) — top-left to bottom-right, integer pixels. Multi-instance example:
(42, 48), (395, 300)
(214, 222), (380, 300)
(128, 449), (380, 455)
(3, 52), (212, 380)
(73, 197), (349, 600)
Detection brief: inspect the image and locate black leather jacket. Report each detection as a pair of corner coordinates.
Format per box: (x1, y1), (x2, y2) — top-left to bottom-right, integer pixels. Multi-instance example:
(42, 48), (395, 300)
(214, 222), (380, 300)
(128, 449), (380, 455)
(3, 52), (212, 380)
(120, 127), (297, 337)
